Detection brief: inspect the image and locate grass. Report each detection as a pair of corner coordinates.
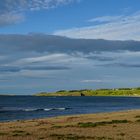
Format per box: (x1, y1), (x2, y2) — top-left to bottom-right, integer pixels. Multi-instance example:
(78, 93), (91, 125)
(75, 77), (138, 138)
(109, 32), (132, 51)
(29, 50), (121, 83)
(118, 133), (126, 136)
(52, 120), (130, 129)
(50, 134), (113, 140)
(52, 124), (75, 129)
(38, 137), (45, 140)
(0, 132), (8, 136)
(135, 119), (140, 122)
(35, 87), (140, 96)
(77, 120), (130, 128)
(12, 130), (31, 136)
(135, 115), (140, 118)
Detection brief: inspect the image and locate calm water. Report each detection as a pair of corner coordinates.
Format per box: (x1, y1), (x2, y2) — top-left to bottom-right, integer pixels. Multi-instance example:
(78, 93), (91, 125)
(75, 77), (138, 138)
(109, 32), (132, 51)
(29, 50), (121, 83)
(0, 96), (140, 122)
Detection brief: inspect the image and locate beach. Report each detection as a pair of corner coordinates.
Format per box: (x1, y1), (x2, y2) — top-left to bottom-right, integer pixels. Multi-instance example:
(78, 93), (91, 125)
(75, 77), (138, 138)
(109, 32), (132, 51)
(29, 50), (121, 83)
(0, 110), (140, 140)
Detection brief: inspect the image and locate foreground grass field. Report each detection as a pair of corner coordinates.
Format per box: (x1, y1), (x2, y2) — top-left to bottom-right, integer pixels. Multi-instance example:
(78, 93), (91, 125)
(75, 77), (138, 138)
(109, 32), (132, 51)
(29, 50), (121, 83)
(1, 110), (140, 139)
(35, 87), (140, 96)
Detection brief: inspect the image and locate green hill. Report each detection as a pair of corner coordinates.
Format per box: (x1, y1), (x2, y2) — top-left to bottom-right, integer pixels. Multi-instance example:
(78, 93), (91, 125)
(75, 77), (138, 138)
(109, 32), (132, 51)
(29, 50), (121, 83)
(35, 88), (140, 96)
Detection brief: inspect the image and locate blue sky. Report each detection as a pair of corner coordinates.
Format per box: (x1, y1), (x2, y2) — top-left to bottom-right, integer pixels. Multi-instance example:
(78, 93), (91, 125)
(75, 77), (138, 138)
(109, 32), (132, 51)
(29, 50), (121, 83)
(1, 0), (140, 94)
(1, 0), (140, 36)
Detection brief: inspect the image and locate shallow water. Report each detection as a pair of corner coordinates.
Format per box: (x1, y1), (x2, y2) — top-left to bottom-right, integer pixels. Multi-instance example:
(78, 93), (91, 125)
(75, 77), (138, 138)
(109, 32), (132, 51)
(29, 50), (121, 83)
(0, 96), (140, 122)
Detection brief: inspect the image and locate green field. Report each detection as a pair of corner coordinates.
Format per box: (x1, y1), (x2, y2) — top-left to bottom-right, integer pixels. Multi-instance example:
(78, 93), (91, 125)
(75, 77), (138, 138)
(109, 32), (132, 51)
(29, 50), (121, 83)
(35, 87), (140, 96)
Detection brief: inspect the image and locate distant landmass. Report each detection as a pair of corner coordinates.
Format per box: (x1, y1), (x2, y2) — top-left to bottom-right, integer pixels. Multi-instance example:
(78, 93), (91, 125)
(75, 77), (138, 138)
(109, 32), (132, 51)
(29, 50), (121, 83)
(35, 87), (140, 96)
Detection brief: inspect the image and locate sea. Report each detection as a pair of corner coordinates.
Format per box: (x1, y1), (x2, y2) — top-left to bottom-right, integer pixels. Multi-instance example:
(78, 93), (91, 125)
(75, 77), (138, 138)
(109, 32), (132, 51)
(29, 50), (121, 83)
(0, 96), (140, 122)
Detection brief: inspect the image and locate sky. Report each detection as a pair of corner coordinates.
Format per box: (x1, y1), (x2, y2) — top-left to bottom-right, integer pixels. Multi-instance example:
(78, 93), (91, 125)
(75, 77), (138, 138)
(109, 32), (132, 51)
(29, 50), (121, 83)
(1, 0), (140, 94)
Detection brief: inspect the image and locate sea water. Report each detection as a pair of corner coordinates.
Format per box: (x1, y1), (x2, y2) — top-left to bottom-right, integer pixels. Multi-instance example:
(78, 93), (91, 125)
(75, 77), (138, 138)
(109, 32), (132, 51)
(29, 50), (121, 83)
(0, 96), (140, 122)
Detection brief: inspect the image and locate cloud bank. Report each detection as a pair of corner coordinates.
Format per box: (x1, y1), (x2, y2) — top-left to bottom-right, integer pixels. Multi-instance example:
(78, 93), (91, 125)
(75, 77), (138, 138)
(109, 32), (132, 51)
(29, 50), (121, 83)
(1, 34), (140, 94)
(0, 34), (140, 55)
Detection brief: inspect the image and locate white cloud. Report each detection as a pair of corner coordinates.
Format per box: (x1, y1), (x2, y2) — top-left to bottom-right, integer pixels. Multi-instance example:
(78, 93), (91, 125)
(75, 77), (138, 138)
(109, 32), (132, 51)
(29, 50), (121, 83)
(0, 0), (77, 12)
(0, 0), (78, 26)
(88, 15), (123, 23)
(54, 11), (140, 40)
(0, 12), (24, 26)
(11, 53), (88, 67)
(81, 80), (111, 83)
(12, 53), (74, 65)
(28, 0), (77, 10)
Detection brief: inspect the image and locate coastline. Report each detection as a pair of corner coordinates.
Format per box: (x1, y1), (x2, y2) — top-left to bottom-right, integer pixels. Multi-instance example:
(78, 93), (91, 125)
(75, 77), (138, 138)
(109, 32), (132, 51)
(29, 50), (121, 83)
(1, 110), (140, 140)
(35, 88), (140, 97)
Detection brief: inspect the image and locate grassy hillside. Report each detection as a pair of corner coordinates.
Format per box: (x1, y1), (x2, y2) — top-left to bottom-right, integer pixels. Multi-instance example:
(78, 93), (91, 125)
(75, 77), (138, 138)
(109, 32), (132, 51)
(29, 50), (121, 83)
(35, 88), (140, 96)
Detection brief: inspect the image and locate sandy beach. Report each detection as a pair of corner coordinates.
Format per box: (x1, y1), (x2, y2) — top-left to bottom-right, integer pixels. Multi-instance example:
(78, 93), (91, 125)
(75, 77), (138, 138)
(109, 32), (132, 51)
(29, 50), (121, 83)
(0, 110), (140, 140)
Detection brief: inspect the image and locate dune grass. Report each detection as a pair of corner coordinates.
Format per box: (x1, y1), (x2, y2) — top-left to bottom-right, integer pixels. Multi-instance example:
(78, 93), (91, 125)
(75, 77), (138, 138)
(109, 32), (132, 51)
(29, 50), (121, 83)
(77, 119), (130, 128)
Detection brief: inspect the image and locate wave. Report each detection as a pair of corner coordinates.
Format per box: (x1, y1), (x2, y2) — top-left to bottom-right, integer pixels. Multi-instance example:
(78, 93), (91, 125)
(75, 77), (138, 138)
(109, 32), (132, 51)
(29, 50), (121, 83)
(44, 107), (68, 111)
(0, 107), (70, 113)
(23, 107), (70, 112)
(23, 108), (44, 112)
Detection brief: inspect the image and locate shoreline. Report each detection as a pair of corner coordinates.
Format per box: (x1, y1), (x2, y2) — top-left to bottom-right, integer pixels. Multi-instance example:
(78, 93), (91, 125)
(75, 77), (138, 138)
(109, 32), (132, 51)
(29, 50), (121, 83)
(0, 108), (140, 123)
(1, 110), (140, 139)
(1, 95), (140, 97)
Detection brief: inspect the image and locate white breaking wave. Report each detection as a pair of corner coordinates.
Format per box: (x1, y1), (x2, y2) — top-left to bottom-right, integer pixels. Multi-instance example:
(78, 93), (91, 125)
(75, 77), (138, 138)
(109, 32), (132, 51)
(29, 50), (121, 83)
(0, 107), (70, 112)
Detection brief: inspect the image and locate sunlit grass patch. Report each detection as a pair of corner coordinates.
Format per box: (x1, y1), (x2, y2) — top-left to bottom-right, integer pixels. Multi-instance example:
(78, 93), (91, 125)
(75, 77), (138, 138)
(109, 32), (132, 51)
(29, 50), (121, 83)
(135, 119), (140, 122)
(12, 130), (31, 136)
(50, 134), (113, 140)
(0, 132), (8, 136)
(135, 115), (140, 118)
(78, 120), (130, 128)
